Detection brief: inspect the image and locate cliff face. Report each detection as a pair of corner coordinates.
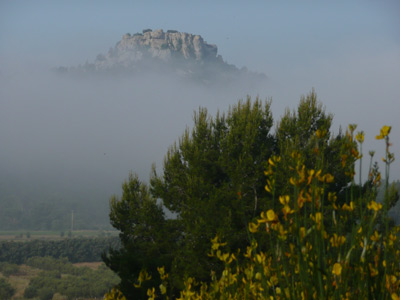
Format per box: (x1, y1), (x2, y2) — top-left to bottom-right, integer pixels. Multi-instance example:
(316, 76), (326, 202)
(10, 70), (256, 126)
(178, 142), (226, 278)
(118, 29), (218, 61)
(94, 29), (222, 70)
(58, 29), (266, 86)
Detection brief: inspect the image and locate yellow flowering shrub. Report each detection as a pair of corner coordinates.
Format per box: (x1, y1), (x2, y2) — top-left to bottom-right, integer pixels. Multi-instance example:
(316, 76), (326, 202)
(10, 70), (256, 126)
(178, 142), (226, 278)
(106, 126), (398, 299)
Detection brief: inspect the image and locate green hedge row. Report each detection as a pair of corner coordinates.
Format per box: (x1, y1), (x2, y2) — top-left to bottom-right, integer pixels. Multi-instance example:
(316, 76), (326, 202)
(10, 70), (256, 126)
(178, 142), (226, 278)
(0, 237), (120, 264)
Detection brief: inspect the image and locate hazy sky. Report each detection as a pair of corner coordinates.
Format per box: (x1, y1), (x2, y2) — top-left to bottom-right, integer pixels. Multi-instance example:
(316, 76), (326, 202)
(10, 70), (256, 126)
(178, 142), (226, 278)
(1, 1), (399, 201)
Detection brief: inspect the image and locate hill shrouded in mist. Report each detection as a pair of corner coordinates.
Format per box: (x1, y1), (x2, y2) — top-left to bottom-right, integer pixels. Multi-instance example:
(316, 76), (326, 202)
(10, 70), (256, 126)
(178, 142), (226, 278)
(1, 30), (270, 231)
(55, 29), (266, 87)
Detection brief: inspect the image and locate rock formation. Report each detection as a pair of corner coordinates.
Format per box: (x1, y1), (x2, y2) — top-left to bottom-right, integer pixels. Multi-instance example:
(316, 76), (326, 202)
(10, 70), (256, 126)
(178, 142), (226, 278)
(56, 29), (266, 86)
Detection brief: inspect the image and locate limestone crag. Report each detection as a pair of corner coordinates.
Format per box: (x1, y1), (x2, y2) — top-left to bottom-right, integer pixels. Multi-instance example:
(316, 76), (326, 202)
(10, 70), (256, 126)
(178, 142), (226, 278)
(94, 29), (221, 70)
(57, 29), (267, 86)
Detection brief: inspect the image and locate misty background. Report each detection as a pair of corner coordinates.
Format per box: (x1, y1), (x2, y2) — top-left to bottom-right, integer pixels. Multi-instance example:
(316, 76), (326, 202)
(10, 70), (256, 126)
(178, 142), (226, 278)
(1, 1), (399, 230)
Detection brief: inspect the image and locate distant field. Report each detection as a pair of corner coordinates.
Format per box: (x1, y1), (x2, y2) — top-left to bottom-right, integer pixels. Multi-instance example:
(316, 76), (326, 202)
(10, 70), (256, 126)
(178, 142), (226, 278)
(0, 230), (119, 241)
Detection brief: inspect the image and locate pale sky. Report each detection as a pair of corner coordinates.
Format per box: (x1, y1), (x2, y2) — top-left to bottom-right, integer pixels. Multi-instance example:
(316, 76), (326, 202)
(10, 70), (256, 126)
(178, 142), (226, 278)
(1, 1), (399, 198)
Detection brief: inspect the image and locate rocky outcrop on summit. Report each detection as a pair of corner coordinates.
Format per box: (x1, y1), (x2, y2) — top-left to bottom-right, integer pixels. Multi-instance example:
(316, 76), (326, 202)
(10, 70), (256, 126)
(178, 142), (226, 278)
(57, 29), (266, 85)
(115, 29), (216, 62)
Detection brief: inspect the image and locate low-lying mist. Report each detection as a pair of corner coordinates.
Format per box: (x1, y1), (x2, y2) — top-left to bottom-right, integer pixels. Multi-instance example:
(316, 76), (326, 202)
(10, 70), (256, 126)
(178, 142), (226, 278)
(0, 63), (271, 229)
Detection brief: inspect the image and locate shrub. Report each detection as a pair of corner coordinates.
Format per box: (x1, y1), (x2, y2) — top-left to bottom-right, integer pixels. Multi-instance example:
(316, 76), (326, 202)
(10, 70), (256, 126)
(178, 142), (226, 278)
(106, 125), (399, 299)
(0, 278), (15, 300)
(0, 262), (20, 276)
(23, 285), (38, 298)
(38, 287), (54, 300)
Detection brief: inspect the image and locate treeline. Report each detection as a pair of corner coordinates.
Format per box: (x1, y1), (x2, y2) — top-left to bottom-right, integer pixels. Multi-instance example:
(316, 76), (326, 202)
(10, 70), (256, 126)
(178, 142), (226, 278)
(0, 237), (120, 264)
(0, 171), (113, 231)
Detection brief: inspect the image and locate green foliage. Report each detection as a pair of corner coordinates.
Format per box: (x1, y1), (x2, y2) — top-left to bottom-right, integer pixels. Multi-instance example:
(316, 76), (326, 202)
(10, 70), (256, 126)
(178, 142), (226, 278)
(23, 285), (37, 298)
(105, 92), (369, 298)
(104, 173), (179, 299)
(150, 98), (275, 286)
(38, 287), (54, 300)
(112, 126), (399, 299)
(0, 277), (15, 300)
(0, 237), (120, 264)
(274, 89), (350, 196)
(0, 262), (21, 276)
(24, 257), (119, 300)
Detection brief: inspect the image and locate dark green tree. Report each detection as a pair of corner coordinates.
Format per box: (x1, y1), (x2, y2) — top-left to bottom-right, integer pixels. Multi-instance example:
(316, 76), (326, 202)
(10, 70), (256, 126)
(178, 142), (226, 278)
(0, 278), (15, 300)
(274, 90), (352, 197)
(150, 97), (275, 288)
(105, 92), (356, 298)
(103, 173), (180, 299)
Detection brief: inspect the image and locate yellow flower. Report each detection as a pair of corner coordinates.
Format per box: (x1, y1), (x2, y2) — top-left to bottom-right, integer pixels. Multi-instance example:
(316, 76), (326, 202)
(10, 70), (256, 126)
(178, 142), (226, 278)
(392, 293), (400, 300)
(348, 124), (357, 133)
(282, 205), (294, 219)
(272, 223), (287, 240)
(217, 251), (232, 263)
(255, 272), (262, 280)
(342, 201), (355, 211)
(297, 191), (307, 209)
(389, 233), (397, 246)
(157, 266), (168, 281)
(159, 284), (167, 295)
(376, 125), (391, 139)
(279, 195), (290, 205)
(355, 131), (364, 143)
(243, 246), (253, 258)
(381, 125), (391, 136)
(369, 263), (379, 277)
(315, 212), (322, 229)
(256, 252), (266, 264)
(134, 270), (152, 288)
(330, 233), (346, 247)
(268, 157), (275, 166)
(266, 209), (277, 222)
(299, 227), (306, 240)
(105, 288), (126, 300)
(318, 173), (334, 183)
(370, 230), (380, 242)
(249, 222), (260, 233)
(147, 287), (156, 300)
(307, 169), (315, 185)
(332, 263), (342, 276)
(324, 173), (334, 183)
(268, 155), (281, 167)
(211, 235), (227, 250)
(367, 200), (382, 211)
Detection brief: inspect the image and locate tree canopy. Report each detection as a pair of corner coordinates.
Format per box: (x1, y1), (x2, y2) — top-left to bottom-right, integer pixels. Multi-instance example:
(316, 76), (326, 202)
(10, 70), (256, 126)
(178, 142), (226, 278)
(104, 91), (356, 298)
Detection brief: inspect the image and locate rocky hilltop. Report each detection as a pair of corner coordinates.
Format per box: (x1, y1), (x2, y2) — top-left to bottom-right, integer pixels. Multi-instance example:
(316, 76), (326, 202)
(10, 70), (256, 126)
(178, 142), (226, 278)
(57, 29), (266, 85)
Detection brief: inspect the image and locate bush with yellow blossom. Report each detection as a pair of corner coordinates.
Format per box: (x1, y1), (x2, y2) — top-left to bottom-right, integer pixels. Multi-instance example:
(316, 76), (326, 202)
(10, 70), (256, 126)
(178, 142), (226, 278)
(105, 124), (399, 299)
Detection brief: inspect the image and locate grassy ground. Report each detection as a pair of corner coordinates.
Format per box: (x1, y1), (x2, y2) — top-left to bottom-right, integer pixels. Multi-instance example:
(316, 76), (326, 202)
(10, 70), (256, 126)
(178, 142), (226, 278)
(6, 265), (39, 300)
(2, 262), (108, 300)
